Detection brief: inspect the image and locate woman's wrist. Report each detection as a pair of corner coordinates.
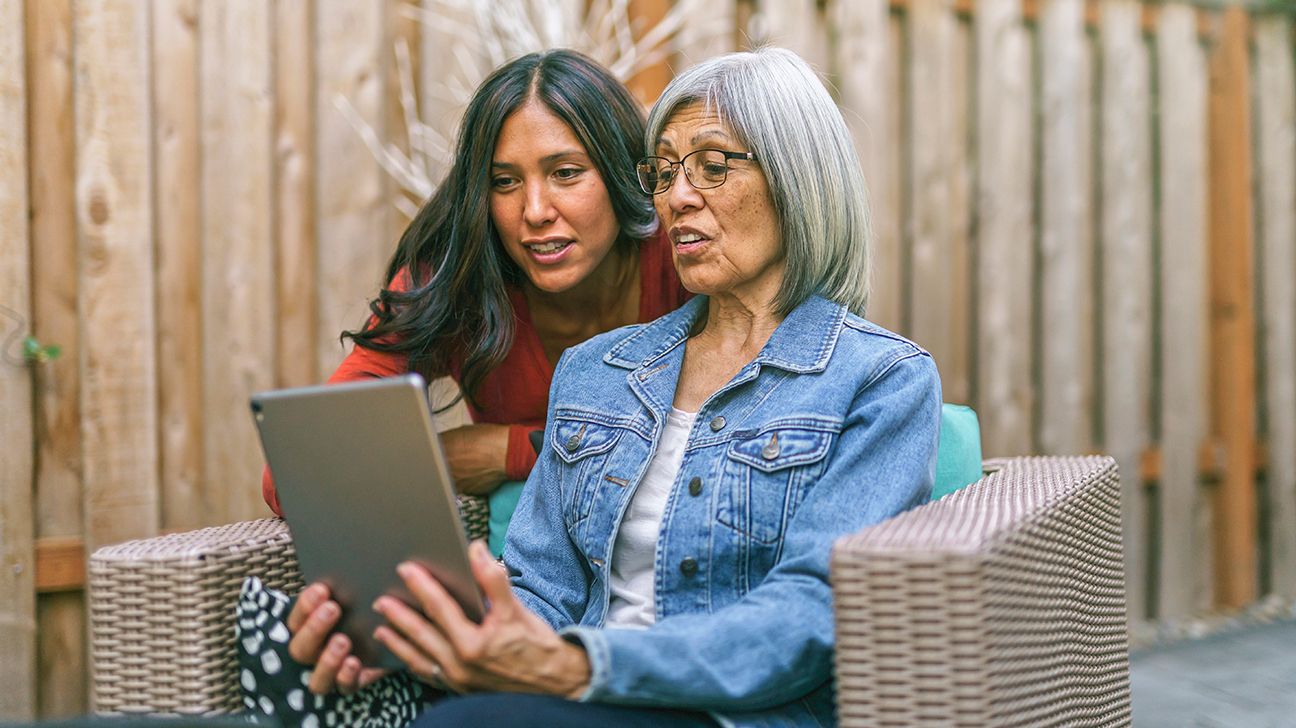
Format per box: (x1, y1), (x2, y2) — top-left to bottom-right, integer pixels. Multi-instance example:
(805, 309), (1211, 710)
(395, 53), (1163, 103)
(555, 640), (592, 699)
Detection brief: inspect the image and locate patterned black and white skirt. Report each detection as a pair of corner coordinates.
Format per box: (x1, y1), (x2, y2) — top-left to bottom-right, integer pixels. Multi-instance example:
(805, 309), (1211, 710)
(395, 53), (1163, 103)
(236, 576), (431, 727)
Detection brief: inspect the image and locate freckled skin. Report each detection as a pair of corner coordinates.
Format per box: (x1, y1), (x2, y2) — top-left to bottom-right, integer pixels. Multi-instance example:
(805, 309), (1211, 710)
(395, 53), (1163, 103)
(653, 103), (785, 309)
(655, 103), (788, 412)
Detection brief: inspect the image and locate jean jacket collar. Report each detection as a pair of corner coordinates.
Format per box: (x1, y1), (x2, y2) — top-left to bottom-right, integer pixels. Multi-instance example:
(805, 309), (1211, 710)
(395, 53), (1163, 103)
(602, 293), (848, 375)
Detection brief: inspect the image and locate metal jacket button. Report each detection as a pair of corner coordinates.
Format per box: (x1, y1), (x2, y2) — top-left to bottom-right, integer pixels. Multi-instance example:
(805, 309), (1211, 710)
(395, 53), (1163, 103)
(709, 416), (726, 432)
(762, 433), (780, 460)
(679, 557), (699, 577)
(688, 477), (703, 497)
(565, 434), (581, 452)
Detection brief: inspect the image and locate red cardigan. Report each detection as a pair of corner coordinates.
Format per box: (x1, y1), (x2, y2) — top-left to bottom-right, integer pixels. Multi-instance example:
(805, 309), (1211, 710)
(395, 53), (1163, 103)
(263, 228), (688, 515)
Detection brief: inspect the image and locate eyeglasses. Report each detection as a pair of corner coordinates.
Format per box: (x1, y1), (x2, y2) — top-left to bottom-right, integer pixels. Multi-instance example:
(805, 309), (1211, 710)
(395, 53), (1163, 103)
(635, 149), (758, 195)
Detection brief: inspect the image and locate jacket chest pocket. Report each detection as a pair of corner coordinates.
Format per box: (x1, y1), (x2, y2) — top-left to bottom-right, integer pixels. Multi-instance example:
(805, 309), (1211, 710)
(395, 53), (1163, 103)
(551, 417), (624, 526)
(718, 425), (833, 544)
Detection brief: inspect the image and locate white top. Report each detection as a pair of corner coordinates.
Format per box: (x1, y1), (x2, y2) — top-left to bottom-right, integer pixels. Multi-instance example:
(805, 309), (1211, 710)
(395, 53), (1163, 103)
(604, 407), (698, 629)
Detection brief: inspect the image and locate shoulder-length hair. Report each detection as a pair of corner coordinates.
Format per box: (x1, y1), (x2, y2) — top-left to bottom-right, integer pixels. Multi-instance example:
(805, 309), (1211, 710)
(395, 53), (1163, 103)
(645, 47), (872, 316)
(345, 50), (654, 405)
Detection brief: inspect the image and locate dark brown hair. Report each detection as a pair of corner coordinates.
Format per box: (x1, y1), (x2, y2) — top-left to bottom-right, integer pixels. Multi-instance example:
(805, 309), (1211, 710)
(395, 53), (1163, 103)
(343, 50), (653, 407)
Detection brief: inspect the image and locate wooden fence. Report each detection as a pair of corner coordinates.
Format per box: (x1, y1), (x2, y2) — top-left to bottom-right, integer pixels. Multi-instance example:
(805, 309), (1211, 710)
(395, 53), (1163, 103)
(1, 0), (1293, 719)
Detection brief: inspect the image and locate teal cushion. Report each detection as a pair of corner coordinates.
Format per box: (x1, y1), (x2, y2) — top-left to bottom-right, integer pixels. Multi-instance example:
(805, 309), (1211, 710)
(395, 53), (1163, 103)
(932, 403), (982, 501)
(488, 480), (527, 557)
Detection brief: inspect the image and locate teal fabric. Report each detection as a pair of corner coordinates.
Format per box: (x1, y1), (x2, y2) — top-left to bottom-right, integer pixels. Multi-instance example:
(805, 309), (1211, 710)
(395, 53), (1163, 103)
(488, 480), (527, 557)
(932, 403), (982, 501)
(488, 404), (981, 554)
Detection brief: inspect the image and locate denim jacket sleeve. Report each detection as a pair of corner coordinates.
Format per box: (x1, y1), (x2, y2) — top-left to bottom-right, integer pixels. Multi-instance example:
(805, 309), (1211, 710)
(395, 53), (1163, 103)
(505, 349), (595, 630)
(562, 351), (941, 711)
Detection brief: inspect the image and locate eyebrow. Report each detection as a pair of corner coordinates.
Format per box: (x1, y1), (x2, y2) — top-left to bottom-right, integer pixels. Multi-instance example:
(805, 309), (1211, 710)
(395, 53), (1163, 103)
(492, 149), (588, 168)
(655, 129), (731, 150)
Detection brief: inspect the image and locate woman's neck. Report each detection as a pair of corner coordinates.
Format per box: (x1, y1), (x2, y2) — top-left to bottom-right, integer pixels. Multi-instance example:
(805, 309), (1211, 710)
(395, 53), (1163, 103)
(693, 276), (785, 355)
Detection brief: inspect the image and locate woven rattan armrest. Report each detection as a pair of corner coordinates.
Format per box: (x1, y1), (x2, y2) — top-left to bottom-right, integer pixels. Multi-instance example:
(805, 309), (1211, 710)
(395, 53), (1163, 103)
(831, 455), (1131, 727)
(89, 494), (489, 716)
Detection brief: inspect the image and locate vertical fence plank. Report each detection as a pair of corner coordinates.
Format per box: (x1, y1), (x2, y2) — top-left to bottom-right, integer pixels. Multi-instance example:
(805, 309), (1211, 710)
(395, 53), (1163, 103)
(754, 0), (830, 75)
(0, 0), (36, 718)
(833, 0), (902, 330)
(201, 0), (275, 525)
(27, 0), (86, 715)
(1100, 0), (1154, 619)
(1254, 14), (1296, 599)
(1207, 7), (1256, 609)
(626, 0), (673, 106)
(975, 0), (1033, 454)
(1156, 3), (1213, 617)
(385, 0), (420, 242)
(947, 18), (972, 405)
(418, 0), (468, 189)
(415, 0), (473, 430)
(75, 0), (159, 550)
(154, 0), (205, 531)
(1037, 0), (1094, 455)
(317, 0), (388, 378)
(674, 0), (736, 69)
(276, 0), (318, 389)
(908, 0), (972, 402)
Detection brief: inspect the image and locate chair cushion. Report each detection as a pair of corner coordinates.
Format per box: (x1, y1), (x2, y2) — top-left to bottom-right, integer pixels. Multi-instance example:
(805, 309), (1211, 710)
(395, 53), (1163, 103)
(488, 480), (527, 557)
(932, 403), (982, 501)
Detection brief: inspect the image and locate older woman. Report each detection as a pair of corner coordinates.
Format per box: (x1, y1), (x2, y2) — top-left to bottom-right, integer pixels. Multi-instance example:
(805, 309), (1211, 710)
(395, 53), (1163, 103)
(271, 48), (940, 728)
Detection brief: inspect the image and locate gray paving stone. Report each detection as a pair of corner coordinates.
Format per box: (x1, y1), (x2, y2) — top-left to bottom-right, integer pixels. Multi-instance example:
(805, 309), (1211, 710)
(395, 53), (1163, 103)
(1131, 619), (1296, 727)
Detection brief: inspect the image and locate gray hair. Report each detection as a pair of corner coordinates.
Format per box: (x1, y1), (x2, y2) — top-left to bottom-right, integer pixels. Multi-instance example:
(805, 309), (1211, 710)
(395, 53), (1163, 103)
(645, 47), (872, 316)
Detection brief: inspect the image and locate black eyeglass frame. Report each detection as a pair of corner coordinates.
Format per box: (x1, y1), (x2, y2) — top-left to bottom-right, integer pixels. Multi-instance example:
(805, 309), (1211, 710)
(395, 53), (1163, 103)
(635, 149), (758, 195)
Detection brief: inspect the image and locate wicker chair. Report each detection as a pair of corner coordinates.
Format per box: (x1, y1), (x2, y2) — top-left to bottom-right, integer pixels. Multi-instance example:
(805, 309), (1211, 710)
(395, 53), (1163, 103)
(89, 456), (1131, 727)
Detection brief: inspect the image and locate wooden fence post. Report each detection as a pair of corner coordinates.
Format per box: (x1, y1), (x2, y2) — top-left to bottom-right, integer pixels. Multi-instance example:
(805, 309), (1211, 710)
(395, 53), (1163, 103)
(276, 0), (319, 390)
(153, 0), (205, 533)
(908, 0), (973, 405)
(316, 1), (388, 380)
(1207, 6), (1257, 609)
(75, 0), (160, 557)
(1098, 0), (1155, 621)
(1037, 0), (1095, 455)
(0, 0), (36, 718)
(1156, 3), (1213, 618)
(1254, 13), (1296, 600)
(199, 0), (275, 525)
(974, 0), (1033, 456)
(27, 0), (87, 715)
(626, 0), (674, 105)
(833, 0), (903, 332)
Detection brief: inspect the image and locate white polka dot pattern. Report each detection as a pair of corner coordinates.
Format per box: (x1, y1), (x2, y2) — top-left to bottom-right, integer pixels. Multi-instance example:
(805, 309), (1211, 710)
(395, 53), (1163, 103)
(237, 576), (426, 726)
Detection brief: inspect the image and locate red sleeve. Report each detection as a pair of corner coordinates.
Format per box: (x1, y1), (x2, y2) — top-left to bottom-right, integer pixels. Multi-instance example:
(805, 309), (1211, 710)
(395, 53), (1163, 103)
(262, 466), (282, 516)
(505, 423), (544, 481)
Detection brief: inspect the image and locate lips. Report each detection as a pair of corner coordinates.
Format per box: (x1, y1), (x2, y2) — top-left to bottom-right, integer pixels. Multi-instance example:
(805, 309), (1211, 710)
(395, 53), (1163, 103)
(526, 240), (571, 254)
(669, 226), (711, 255)
(522, 238), (575, 264)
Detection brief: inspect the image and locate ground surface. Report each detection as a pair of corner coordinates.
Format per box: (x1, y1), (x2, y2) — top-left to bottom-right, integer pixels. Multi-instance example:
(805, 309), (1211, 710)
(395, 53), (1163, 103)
(1130, 618), (1296, 727)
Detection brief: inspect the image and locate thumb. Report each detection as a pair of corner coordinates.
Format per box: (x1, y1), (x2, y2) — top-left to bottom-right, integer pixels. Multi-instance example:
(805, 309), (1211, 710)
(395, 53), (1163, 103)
(469, 540), (515, 616)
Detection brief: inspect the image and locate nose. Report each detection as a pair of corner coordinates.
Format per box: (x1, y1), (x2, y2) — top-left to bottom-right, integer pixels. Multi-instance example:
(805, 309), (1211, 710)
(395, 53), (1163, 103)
(663, 165), (703, 215)
(523, 180), (557, 228)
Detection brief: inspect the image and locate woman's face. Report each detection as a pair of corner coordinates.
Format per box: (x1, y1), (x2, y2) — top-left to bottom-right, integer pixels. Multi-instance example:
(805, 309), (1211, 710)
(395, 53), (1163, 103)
(490, 100), (622, 294)
(653, 103), (783, 304)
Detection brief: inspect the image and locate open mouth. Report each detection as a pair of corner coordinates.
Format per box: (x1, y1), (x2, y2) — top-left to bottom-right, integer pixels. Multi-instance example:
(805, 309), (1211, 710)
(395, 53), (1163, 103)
(527, 240), (572, 254)
(672, 231), (710, 254)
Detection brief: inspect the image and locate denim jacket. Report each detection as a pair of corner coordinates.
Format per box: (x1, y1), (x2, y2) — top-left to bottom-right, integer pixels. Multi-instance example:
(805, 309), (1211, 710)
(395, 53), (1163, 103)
(505, 294), (941, 728)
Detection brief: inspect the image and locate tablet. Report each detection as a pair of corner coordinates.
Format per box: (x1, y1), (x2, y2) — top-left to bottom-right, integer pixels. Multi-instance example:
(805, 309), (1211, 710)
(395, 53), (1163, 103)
(251, 373), (485, 669)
